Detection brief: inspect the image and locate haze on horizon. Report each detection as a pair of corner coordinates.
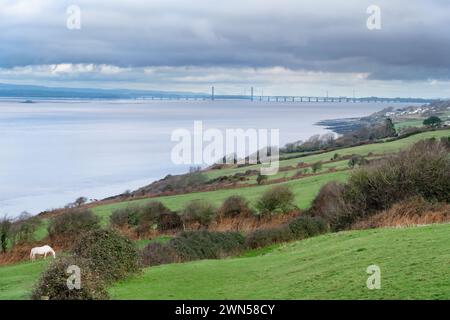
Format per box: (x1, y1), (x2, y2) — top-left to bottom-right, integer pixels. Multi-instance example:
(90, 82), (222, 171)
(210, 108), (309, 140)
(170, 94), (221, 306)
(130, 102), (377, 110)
(1, 0), (450, 98)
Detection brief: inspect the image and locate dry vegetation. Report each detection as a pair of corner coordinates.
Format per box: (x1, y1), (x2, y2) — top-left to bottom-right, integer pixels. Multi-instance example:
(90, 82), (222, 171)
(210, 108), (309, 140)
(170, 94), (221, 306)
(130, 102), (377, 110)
(352, 197), (450, 229)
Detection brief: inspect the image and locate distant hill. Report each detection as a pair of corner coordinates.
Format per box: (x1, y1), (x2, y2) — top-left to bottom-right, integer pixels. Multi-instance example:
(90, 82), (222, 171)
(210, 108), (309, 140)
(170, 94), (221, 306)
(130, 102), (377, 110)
(0, 83), (440, 102)
(0, 83), (208, 100)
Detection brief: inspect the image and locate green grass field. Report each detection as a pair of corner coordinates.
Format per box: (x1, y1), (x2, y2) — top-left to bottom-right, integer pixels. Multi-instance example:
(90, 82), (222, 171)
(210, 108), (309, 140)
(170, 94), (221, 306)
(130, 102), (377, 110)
(92, 171), (350, 225)
(2, 223), (449, 300)
(394, 119), (424, 131)
(204, 129), (450, 179)
(110, 223), (450, 300)
(0, 260), (49, 300)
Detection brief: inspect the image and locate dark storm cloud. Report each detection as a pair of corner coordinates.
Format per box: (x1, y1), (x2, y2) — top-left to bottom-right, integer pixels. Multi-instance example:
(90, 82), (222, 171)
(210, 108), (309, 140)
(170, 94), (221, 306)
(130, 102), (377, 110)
(0, 0), (449, 80)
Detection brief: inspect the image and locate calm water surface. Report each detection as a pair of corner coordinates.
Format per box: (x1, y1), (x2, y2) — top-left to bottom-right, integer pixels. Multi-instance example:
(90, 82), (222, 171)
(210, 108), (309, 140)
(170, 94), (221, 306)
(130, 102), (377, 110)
(0, 99), (405, 216)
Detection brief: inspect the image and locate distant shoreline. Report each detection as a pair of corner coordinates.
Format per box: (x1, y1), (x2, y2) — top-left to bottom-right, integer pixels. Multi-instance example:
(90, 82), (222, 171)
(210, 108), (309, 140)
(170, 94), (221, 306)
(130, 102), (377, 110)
(316, 117), (366, 135)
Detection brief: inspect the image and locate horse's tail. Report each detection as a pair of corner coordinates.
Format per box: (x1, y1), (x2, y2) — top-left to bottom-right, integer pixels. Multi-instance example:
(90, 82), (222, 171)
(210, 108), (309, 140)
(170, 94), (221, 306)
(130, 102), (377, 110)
(30, 249), (34, 260)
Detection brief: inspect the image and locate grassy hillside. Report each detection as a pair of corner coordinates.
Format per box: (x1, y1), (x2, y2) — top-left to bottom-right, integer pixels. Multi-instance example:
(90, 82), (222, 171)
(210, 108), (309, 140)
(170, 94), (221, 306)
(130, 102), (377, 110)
(93, 171), (349, 225)
(394, 119), (424, 131)
(0, 260), (49, 300)
(205, 129), (450, 179)
(110, 223), (450, 300)
(3, 223), (449, 300)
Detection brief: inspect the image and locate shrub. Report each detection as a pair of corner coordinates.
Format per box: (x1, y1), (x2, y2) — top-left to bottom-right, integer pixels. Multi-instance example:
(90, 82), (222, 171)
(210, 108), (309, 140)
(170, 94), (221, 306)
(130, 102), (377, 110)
(308, 182), (351, 230)
(245, 226), (293, 249)
(72, 229), (140, 283)
(352, 196), (450, 229)
(288, 216), (328, 239)
(311, 139), (450, 230)
(110, 206), (140, 227)
(111, 202), (175, 235)
(157, 212), (183, 232)
(111, 202), (172, 228)
(245, 216), (328, 250)
(9, 212), (42, 245)
(140, 202), (171, 225)
(31, 256), (108, 300)
(0, 217), (11, 253)
(440, 136), (450, 149)
(217, 196), (253, 219)
(347, 139), (449, 207)
(332, 153), (340, 160)
(348, 155), (369, 168)
(48, 209), (100, 239)
(182, 200), (216, 228)
(256, 174), (268, 185)
(141, 242), (179, 267)
(135, 202), (172, 235)
(311, 161), (322, 173)
(169, 230), (245, 261)
(256, 186), (295, 215)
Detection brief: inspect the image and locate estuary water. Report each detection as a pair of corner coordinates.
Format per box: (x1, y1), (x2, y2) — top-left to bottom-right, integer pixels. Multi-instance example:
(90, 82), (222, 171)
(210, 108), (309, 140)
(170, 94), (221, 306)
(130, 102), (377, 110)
(0, 99), (403, 216)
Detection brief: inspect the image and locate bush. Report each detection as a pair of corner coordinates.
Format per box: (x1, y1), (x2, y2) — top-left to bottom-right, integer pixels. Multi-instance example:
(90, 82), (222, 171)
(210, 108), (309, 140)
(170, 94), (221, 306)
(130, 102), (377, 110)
(31, 256), (108, 300)
(48, 209), (100, 239)
(256, 186), (295, 215)
(72, 229), (140, 283)
(352, 196), (450, 229)
(141, 242), (179, 267)
(245, 226), (293, 249)
(181, 200), (216, 228)
(111, 202), (175, 235)
(288, 216), (328, 239)
(135, 202), (173, 235)
(156, 212), (183, 232)
(0, 217), (11, 253)
(111, 202), (172, 228)
(348, 155), (369, 168)
(245, 216), (328, 250)
(311, 161), (322, 173)
(169, 230), (245, 261)
(256, 174), (268, 185)
(9, 212), (42, 245)
(311, 139), (450, 230)
(440, 136), (450, 150)
(140, 202), (171, 224)
(308, 182), (351, 230)
(110, 206), (140, 227)
(217, 196), (253, 219)
(141, 231), (246, 266)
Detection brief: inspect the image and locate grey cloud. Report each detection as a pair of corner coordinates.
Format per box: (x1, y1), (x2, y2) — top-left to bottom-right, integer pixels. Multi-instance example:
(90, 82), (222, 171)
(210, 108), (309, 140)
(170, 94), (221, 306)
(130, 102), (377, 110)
(0, 0), (450, 81)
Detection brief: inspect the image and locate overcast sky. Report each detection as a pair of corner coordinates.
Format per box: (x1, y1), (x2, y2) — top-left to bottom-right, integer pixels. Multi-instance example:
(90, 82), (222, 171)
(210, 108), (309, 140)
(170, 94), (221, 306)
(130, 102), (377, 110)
(1, 0), (450, 97)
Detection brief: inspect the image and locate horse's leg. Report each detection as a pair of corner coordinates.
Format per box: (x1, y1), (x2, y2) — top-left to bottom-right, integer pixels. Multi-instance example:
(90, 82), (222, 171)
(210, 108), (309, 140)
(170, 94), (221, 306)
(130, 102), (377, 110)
(44, 252), (47, 259)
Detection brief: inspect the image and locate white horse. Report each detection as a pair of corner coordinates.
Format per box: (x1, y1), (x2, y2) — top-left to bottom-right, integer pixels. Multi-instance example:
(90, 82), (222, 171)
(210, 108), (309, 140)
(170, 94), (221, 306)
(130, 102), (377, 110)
(30, 245), (56, 261)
